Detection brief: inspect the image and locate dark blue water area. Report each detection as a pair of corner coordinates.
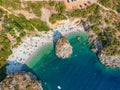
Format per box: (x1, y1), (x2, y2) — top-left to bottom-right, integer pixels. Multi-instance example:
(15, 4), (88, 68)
(26, 32), (120, 90)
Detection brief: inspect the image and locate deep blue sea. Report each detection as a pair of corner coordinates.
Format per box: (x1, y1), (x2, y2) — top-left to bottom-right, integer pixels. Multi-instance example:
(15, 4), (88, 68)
(27, 32), (120, 90)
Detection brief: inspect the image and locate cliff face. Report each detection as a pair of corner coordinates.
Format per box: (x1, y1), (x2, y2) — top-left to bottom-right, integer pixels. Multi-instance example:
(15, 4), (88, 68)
(0, 72), (43, 90)
(55, 37), (72, 59)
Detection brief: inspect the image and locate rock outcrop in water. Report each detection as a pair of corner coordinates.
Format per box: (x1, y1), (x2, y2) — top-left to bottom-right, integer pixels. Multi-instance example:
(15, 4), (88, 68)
(55, 37), (72, 59)
(0, 72), (43, 90)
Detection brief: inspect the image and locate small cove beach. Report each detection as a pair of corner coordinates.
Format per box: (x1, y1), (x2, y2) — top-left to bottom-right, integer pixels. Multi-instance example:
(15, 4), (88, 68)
(6, 20), (85, 75)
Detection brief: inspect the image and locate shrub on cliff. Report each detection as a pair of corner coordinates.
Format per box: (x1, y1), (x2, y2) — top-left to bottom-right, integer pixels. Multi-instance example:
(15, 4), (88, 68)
(49, 14), (66, 24)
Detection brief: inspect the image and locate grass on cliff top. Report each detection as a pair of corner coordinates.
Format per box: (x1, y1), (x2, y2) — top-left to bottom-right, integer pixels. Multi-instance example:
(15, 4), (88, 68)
(30, 19), (49, 31)
(25, 1), (43, 17)
(0, 0), (21, 10)
(49, 14), (66, 24)
(67, 4), (100, 18)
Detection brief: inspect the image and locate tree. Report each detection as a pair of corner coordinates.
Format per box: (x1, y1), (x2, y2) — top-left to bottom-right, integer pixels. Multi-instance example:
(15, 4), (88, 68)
(0, 9), (4, 18)
(49, 14), (66, 24)
(49, 1), (55, 6)
(91, 25), (100, 34)
(30, 19), (49, 31)
(55, 2), (66, 13)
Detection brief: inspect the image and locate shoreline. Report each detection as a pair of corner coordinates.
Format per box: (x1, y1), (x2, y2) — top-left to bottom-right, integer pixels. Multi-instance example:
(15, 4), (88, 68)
(6, 20), (85, 75)
(99, 54), (120, 68)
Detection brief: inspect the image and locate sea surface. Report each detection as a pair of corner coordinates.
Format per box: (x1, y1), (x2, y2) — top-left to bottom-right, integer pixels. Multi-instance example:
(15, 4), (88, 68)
(27, 32), (120, 90)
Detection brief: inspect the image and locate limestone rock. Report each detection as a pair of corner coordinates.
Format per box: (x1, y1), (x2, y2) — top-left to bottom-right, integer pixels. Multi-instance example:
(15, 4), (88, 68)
(55, 37), (72, 59)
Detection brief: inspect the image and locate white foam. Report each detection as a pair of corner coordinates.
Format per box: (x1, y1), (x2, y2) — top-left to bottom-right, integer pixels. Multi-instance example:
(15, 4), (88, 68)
(57, 85), (61, 89)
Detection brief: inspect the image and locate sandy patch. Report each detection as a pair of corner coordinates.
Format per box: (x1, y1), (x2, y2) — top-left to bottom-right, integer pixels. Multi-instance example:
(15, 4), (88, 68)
(64, 0), (98, 10)
(13, 10), (38, 20)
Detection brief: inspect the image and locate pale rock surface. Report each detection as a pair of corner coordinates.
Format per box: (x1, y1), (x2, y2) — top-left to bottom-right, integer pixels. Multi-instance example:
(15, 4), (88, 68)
(0, 72), (43, 90)
(56, 37), (72, 59)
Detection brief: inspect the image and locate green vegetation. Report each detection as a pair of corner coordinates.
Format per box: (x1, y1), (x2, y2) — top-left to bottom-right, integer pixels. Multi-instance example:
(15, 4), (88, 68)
(49, 2), (66, 24)
(88, 15), (102, 23)
(0, 9), (4, 18)
(0, 0), (21, 9)
(116, 22), (120, 31)
(97, 27), (120, 55)
(67, 4), (100, 18)
(98, 32), (108, 47)
(0, 9), (50, 69)
(49, 14), (66, 24)
(9, 14), (34, 31)
(91, 25), (100, 34)
(49, 1), (55, 6)
(5, 14), (33, 31)
(14, 85), (19, 90)
(55, 2), (66, 13)
(26, 85), (32, 90)
(0, 32), (12, 68)
(105, 19), (111, 24)
(26, 1), (43, 17)
(67, 9), (84, 18)
(0, 1), (53, 82)
(99, 0), (120, 13)
(30, 19), (49, 31)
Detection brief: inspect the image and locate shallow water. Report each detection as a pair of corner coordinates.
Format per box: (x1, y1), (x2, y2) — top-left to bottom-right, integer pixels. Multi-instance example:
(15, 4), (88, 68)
(27, 32), (120, 90)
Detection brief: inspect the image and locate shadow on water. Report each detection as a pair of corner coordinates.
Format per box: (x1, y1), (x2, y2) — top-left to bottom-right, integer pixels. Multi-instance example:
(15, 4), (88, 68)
(0, 65), (7, 82)
(0, 61), (37, 82)
(81, 20), (90, 32)
(53, 30), (63, 50)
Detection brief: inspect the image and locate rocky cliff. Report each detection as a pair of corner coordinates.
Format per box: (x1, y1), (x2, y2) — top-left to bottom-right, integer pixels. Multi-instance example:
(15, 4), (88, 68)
(0, 72), (43, 90)
(55, 37), (72, 59)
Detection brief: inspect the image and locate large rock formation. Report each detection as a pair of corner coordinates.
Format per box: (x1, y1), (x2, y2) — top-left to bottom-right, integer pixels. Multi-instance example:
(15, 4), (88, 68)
(55, 37), (72, 59)
(0, 72), (43, 90)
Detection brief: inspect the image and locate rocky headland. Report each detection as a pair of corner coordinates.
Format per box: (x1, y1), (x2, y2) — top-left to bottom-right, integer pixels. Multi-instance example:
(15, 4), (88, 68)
(88, 31), (120, 68)
(0, 72), (43, 90)
(99, 54), (120, 68)
(55, 37), (72, 59)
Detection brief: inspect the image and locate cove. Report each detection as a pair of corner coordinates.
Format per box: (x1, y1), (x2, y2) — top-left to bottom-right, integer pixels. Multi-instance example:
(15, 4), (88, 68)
(26, 32), (120, 90)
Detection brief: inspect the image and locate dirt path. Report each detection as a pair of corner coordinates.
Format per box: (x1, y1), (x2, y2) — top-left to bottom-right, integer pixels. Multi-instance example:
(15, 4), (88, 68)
(0, 6), (18, 16)
(13, 10), (38, 20)
(41, 7), (58, 29)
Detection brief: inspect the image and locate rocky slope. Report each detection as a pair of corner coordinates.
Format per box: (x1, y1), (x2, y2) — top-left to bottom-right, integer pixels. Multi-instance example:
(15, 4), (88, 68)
(99, 54), (120, 68)
(55, 37), (72, 59)
(0, 72), (43, 90)
(88, 31), (120, 68)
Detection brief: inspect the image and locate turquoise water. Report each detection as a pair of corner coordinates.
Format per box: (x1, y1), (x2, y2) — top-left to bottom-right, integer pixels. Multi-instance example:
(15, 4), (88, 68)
(27, 32), (120, 90)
